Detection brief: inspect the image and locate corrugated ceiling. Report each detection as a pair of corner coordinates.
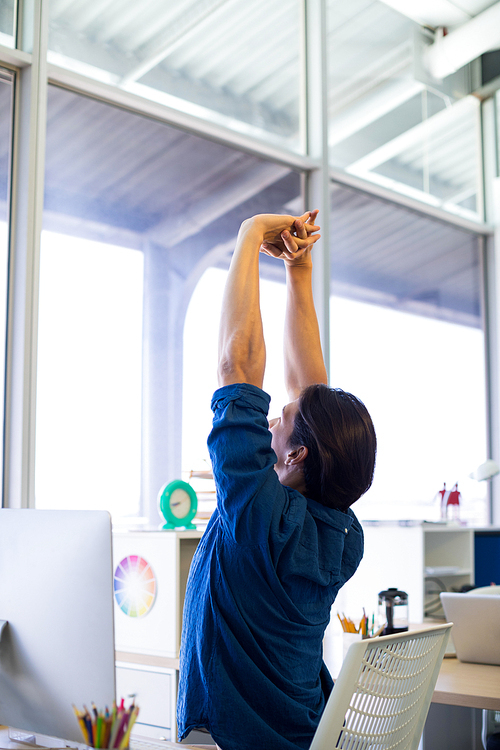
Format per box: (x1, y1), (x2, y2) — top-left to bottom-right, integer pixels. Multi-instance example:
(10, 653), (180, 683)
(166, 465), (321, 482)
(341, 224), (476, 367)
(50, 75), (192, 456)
(0, 3), (487, 326)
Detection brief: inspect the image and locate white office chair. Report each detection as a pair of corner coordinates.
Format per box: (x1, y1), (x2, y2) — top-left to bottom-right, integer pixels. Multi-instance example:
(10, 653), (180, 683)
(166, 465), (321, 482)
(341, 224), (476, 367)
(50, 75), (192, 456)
(171, 625), (452, 750)
(310, 623), (452, 750)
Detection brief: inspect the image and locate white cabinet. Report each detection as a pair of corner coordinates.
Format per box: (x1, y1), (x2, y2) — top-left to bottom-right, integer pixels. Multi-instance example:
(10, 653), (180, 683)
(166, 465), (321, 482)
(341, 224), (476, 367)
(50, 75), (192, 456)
(113, 530), (202, 738)
(333, 524), (476, 625)
(115, 662), (176, 740)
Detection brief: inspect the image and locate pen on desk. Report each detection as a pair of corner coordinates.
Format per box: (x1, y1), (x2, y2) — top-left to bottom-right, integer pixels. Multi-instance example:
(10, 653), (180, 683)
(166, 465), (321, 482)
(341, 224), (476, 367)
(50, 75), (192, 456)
(113, 710), (129, 749)
(72, 705), (89, 745)
(74, 700), (139, 749)
(96, 713), (103, 747)
(108, 709), (124, 749)
(341, 613), (354, 632)
(81, 716), (92, 748)
(363, 616), (368, 636)
(119, 707), (139, 749)
(102, 707), (111, 748)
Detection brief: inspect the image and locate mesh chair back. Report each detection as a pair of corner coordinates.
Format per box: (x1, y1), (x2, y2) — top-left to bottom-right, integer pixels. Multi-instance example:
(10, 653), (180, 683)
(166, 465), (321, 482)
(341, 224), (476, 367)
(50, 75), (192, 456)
(311, 624), (452, 750)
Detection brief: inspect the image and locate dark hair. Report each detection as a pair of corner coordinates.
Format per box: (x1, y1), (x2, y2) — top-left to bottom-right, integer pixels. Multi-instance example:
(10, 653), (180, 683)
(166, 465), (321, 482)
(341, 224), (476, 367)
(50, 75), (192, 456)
(289, 384), (376, 512)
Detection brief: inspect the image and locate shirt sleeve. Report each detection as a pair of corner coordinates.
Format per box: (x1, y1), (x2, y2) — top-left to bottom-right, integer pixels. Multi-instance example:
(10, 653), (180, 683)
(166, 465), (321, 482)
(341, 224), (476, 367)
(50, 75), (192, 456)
(208, 383), (298, 545)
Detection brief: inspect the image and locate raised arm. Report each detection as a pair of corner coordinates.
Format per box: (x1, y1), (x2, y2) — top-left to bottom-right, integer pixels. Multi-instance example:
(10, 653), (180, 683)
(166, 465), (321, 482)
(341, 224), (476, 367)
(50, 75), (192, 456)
(217, 218), (266, 388)
(218, 213), (321, 389)
(261, 211), (326, 400)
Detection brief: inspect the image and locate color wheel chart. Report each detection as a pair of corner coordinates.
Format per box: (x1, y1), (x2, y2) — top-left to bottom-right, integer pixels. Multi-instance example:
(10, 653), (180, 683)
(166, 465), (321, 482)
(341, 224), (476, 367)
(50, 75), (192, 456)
(114, 555), (157, 617)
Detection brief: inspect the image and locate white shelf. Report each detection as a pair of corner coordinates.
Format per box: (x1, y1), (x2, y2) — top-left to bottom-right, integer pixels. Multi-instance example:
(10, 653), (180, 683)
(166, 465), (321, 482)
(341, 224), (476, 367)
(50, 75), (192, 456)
(424, 567), (472, 576)
(112, 530), (203, 741)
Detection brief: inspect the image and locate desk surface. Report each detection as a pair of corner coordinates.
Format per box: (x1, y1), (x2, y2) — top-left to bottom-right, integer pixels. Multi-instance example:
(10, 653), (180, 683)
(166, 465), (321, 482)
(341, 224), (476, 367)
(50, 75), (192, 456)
(118, 644), (500, 713)
(433, 657), (500, 711)
(2, 659), (499, 749)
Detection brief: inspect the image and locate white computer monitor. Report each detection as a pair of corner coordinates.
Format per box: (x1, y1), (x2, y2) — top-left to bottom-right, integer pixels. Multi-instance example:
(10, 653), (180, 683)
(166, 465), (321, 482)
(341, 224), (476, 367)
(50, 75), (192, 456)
(0, 509), (116, 744)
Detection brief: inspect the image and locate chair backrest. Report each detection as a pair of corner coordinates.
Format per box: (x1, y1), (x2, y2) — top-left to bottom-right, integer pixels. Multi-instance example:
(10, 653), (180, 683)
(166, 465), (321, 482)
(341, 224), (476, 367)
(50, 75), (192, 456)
(310, 623), (452, 750)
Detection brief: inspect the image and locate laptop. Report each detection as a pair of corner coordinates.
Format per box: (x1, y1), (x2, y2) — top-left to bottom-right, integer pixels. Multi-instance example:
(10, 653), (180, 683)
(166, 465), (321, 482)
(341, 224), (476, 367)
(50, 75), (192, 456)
(440, 592), (500, 665)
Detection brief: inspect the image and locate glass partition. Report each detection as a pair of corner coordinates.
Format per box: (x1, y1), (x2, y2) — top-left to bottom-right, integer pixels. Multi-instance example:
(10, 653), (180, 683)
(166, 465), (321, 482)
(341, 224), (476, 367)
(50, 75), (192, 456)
(326, 0), (481, 221)
(36, 84), (301, 524)
(47, 0), (302, 150)
(183, 268), (290, 481)
(329, 182), (487, 525)
(0, 0), (15, 47)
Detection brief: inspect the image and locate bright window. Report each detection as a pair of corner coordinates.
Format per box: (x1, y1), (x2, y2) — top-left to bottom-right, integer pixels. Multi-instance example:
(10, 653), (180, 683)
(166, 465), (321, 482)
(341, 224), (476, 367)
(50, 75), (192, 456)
(327, 0), (481, 221)
(0, 2), (14, 47)
(182, 267), (288, 476)
(330, 297), (487, 524)
(329, 183), (487, 524)
(47, 0), (302, 150)
(35, 232), (143, 519)
(39, 84), (301, 524)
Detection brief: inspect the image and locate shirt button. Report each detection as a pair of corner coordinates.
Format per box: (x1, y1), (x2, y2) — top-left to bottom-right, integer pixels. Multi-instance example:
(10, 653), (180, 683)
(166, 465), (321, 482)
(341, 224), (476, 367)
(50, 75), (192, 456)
(345, 528), (348, 534)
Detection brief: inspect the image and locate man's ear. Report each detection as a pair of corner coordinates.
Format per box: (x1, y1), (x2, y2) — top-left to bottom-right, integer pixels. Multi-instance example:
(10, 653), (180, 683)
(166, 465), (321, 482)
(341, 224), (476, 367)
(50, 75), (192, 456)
(284, 445), (308, 466)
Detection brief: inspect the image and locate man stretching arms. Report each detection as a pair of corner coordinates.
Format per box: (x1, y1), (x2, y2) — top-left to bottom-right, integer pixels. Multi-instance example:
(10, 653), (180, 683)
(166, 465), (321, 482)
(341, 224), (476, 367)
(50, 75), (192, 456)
(177, 211), (377, 750)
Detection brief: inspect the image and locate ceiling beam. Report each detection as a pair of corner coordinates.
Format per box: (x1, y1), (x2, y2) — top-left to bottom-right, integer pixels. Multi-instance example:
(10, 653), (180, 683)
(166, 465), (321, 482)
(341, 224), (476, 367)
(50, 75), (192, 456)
(329, 77), (424, 147)
(425, 2), (500, 79)
(346, 94), (478, 174)
(378, 0), (470, 28)
(147, 160), (290, 246)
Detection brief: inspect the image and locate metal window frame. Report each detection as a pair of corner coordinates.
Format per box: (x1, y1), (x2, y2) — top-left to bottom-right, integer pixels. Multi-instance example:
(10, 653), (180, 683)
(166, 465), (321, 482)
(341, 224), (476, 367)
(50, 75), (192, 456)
(481, 95), (500, 525)
(3, 0), (48, 508)
(0, 0), (496, 523)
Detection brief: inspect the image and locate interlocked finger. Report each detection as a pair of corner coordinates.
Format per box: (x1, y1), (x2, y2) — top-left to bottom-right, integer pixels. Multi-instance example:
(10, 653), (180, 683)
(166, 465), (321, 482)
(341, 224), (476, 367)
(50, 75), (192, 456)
(294, 219), (308, 241)
(281, 230), (319, 258)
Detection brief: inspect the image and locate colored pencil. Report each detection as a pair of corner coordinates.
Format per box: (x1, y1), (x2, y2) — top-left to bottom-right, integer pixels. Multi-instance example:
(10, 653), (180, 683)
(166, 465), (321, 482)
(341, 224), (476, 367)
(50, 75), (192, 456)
(74, 700), (139, 748)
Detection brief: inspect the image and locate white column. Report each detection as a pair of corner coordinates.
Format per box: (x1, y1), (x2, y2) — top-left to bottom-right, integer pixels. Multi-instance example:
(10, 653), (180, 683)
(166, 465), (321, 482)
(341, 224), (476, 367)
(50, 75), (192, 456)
(488, 177), (500, 526)
(482, 95), (500, 525)
(141, 241), (186, 524)
(3, 0), (49, 507)
(304, 0), (331, 380)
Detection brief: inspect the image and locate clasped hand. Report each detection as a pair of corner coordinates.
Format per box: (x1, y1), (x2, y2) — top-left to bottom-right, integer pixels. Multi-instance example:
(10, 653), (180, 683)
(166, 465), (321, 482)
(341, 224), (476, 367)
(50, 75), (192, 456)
(252, 210), (320, 265)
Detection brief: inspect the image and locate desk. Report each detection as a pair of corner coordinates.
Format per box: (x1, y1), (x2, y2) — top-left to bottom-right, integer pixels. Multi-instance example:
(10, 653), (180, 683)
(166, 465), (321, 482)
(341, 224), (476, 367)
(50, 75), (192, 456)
(433, 658), (500, 711)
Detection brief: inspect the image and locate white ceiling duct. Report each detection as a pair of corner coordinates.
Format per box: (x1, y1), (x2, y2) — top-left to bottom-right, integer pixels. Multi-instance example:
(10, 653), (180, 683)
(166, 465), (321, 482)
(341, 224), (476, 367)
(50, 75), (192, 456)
(424, 2), (500, 79)
(378, 0), (471, 28)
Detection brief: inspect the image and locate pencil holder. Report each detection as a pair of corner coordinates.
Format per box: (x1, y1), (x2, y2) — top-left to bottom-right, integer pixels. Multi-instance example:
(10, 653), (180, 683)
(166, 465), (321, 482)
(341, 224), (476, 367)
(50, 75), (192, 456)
(73, 700), (138, 750)
(342, 631), (363, 661)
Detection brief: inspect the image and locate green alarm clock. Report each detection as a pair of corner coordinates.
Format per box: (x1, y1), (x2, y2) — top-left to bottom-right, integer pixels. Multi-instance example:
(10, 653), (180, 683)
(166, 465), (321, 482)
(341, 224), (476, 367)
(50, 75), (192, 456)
(158, 479), (198, 530)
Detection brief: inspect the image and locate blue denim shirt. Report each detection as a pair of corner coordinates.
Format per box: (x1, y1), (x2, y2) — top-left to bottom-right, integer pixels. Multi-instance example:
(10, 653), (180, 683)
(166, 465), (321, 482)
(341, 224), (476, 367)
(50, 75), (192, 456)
(177, 383), (363, 750)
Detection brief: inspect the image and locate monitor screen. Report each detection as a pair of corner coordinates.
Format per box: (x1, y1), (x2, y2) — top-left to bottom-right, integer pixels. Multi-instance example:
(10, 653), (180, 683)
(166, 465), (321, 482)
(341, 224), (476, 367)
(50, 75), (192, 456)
(0, 509), (116, 744)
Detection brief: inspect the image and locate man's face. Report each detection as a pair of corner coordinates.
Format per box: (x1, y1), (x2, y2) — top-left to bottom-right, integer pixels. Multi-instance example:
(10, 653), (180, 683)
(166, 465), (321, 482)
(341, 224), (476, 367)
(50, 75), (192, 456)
(269, 399), (300, 482)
